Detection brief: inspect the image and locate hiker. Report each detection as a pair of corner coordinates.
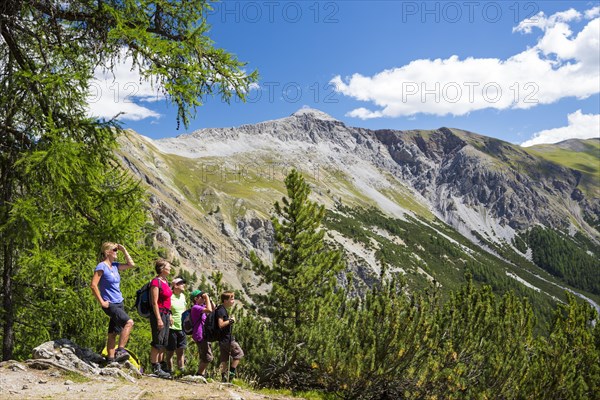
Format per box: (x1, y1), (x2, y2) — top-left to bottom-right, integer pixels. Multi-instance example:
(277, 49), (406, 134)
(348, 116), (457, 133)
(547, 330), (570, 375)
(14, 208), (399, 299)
(190, 289), (214, 377)
(90, 242), (135, 363)
(149, 258), (173, 378)
(166, 277), (187, 373)
(216, 291), (244, 382)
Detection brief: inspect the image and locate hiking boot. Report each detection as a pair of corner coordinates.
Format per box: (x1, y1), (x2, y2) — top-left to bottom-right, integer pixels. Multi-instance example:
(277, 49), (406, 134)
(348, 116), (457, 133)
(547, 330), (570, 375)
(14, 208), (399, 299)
(160, 361), (171, 374)
(114, 348), (130, 362)
(102, 357), (115, 366)
(221, 372), (228, 383)
(153, 365), (171, 379)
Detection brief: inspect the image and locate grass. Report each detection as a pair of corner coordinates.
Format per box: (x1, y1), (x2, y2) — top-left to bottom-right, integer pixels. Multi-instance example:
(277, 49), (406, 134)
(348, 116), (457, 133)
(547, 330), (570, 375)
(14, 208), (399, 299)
(61, 370), (92, 383)
(525, 140), (600, 196)
(233, 379), (332, 399)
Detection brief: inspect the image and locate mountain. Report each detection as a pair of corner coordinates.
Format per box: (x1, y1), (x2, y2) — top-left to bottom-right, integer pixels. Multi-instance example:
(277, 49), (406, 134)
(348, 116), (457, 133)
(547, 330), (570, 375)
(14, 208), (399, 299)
(116, 108), (600, 321)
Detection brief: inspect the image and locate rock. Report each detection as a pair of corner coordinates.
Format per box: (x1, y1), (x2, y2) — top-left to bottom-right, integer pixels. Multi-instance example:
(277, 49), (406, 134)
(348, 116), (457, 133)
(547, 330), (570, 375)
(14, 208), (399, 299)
(29, 339), (139, 381)
(0, 360), (27, 371)
(100, 367), (136, 383)
(64, 380), (74, 385)
(32, 341), (58, 360)
(180, 375), (208, 384)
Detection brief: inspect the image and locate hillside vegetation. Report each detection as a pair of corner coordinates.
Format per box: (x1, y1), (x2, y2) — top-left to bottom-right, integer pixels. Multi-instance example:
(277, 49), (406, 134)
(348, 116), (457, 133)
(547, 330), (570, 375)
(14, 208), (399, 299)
(232, 171), (600, 399)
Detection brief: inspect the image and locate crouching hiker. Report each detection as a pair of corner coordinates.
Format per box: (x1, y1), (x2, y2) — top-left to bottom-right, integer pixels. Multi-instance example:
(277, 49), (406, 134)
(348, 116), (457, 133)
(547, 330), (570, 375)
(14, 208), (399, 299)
(190, 289), (213, 377)
(216, 291), (244, 382)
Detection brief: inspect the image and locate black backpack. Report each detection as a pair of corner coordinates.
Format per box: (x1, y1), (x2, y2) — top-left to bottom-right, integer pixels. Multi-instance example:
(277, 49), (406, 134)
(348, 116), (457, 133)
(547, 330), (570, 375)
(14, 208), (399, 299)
(182, 309), (193, 335)
(135, 278), (159, 319)
(202, 306), (219, 342)
(185, 302), (220, 342)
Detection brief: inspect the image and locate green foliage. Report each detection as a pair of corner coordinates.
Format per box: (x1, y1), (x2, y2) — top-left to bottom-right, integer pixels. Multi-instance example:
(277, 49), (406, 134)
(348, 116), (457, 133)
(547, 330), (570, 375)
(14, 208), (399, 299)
(526, 294), (600, 399)
(1, 123), (154, 359)
(246, 169), (345, 387)
(241, 275), (599, 399)
(0, 0), (256, 360)
(525, 227), (600, 295)
(236, 184), (598, 398)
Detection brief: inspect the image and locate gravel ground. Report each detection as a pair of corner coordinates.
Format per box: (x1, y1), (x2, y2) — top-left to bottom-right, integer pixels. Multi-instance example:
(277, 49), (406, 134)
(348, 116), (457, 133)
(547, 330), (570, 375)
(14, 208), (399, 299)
(0, 360), (302, 400)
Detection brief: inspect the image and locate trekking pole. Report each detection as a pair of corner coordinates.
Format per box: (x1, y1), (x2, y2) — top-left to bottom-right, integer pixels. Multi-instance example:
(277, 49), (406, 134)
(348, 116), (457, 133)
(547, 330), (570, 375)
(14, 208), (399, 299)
(227, 319), (233, 383)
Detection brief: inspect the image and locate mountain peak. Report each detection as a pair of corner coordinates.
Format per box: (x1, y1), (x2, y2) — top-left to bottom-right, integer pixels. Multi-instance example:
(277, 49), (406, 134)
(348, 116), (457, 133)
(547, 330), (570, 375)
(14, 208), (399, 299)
(291, 107), (339, 122)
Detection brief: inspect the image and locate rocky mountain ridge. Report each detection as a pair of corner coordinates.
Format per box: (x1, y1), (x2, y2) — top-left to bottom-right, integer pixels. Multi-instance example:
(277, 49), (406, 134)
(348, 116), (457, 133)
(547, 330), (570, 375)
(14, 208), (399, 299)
(150, 108), (598, 240)
(117, 108), (599, 304)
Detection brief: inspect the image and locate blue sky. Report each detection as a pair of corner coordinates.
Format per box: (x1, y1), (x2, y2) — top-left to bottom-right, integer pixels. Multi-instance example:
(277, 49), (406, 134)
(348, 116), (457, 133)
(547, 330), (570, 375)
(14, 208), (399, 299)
(88, 1), (600, 146)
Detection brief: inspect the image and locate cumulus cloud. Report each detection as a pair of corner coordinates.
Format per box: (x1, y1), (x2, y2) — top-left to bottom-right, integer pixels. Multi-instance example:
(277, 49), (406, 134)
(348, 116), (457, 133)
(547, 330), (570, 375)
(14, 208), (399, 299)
(331, 7), (600, 120)
(584, 6), (600, 19)
(86, 53), (162, 121)
(520, 110), (600, 147)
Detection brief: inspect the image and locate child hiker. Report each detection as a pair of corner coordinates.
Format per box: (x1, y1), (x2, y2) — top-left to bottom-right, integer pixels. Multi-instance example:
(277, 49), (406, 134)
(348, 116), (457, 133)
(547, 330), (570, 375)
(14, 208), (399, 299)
(216, 291), (244, 382)
(190, 289), (213, 377)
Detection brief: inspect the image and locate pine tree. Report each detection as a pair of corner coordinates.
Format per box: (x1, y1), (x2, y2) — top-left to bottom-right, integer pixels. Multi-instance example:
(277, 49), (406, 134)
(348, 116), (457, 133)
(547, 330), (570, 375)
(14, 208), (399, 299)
(249, 169), (345, 386)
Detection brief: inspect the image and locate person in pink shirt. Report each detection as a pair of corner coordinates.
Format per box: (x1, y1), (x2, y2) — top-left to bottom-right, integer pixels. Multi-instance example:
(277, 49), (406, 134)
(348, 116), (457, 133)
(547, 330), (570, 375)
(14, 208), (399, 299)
(149, 258), (173, 378)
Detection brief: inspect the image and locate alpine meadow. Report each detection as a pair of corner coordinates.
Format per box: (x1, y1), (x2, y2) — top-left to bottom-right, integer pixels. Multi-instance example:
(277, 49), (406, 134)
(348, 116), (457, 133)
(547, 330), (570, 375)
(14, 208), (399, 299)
(1, 1), (599, 400)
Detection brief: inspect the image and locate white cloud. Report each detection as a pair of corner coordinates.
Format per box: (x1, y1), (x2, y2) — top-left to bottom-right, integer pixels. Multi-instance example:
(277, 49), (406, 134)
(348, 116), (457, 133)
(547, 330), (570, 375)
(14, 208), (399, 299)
(86, 52), (162, 121)
(513, 8), (581, 34)
(520, 110), (600, 147)
(584, 6), (600, 20)
(332, 7), (600, 120)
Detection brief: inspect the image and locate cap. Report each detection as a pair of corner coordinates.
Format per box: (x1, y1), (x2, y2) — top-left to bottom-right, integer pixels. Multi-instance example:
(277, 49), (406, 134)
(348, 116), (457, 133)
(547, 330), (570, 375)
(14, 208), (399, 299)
(172, 277), (186, 285)
(190, 289), (203, 300)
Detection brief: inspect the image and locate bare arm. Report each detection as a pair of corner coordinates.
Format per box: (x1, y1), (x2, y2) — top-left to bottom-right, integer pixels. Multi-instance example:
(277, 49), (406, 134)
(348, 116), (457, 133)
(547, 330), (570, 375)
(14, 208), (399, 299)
(90, 270), (108, 308)
(202, 294), (213, 313)
(151, 282), (164, 329)
(116, 244), (135, 270)
(218, 308), (235, 328)
(218, 316), (231, 329)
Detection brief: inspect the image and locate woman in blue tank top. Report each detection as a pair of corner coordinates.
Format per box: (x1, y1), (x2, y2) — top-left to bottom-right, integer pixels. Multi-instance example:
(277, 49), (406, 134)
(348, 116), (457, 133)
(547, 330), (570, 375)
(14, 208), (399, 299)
(90, 242), (136, 363)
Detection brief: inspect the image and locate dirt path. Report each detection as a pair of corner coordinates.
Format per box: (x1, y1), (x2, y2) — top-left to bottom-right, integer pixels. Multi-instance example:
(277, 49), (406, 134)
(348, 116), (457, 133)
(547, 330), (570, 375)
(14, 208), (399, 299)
(0, 361), (302, 400)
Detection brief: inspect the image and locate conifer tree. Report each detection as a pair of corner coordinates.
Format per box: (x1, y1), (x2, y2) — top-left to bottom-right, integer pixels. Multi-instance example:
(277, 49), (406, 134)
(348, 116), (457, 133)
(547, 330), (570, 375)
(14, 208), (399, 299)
(0, 0), (257, 360)
(249, 169), (345, 385)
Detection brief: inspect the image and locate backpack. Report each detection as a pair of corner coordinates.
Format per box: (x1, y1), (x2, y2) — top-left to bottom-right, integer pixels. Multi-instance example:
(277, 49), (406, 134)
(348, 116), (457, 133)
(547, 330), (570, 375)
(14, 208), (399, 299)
(202, 304), (221, 342)
(182, 309), (193, 335)
(185, 302), (220, 342)
(135, 278), (159, 319)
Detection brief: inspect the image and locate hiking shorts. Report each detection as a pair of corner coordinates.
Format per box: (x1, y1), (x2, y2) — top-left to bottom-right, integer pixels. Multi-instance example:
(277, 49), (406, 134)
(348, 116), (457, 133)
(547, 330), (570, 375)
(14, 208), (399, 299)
(196, 340), (213, 363)
(102, 302), (131, 334)
(167, 329), (187, 351)
(219, 340), (244, 362)
(150, 311), (171, 349)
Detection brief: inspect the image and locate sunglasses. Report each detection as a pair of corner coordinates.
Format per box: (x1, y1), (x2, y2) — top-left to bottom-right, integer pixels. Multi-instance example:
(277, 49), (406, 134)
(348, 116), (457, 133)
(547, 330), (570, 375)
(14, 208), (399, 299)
(112, 248), (118, 251)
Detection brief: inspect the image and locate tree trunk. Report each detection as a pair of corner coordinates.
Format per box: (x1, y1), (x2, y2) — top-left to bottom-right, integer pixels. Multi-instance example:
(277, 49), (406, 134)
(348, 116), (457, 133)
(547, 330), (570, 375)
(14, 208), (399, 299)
(0, 143), (17, 361)
(2, 242), (14, 361)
